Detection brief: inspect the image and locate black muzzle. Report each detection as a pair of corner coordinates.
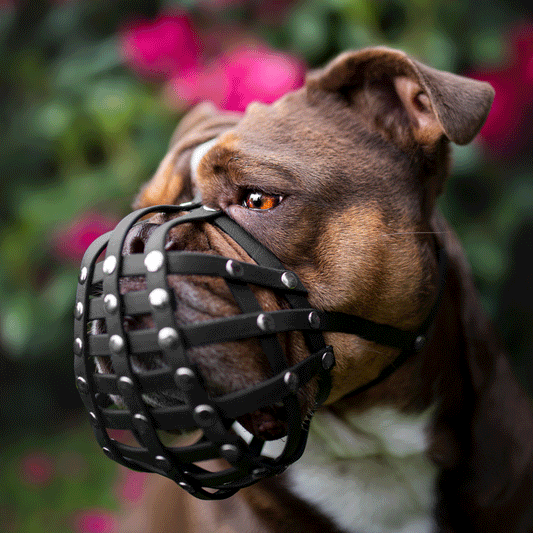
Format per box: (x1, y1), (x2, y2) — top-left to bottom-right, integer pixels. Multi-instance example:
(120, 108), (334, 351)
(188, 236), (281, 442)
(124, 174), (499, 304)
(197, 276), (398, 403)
(74, 199), (446, 500)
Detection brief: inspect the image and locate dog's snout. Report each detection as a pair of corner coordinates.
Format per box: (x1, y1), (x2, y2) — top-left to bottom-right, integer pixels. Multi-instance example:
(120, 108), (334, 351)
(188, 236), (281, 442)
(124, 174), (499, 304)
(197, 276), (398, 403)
(123, 222), (159, 254)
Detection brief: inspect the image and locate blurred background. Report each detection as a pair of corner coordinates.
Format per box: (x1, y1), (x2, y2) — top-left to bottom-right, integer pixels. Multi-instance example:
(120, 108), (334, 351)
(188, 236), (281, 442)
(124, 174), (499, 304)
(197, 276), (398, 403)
(1, 0), (533, 531)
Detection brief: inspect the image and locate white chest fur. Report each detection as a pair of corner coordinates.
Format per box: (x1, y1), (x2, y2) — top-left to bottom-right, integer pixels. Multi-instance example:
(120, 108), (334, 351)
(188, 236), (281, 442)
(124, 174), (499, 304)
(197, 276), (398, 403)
(287, 406), (438, 533)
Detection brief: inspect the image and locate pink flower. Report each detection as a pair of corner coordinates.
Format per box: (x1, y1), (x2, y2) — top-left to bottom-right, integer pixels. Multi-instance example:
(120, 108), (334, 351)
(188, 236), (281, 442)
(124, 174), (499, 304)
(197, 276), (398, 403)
(73, 510), (117, 533)
(120, 11), (200, 80)
(52, 212), (119, 264)
(20, 451), (55, 486)
(468, 22), (533, 157)
(168, 43), (306, 112)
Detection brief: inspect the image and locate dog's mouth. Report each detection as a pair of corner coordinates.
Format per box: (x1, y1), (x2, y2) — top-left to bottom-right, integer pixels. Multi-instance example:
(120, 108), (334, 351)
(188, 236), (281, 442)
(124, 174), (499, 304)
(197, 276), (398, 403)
(93, 277), (291, 441)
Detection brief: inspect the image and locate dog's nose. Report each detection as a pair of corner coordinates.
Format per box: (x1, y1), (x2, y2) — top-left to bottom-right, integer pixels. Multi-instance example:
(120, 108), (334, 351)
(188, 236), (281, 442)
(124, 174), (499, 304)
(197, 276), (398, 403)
(122, 222), (159, 254)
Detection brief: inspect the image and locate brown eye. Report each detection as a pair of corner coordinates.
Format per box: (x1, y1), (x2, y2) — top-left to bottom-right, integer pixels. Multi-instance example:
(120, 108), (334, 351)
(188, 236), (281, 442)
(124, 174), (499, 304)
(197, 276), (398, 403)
(243, 191), (282, 210)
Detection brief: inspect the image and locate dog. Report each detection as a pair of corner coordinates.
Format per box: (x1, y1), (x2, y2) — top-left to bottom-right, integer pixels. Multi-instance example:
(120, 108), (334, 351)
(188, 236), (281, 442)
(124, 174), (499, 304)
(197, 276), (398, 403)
(114, 47), (533, 532)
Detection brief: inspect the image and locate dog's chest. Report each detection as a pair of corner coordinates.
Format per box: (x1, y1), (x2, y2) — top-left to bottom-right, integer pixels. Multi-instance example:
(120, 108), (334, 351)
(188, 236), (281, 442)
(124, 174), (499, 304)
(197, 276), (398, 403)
(287, 406), (438, 533)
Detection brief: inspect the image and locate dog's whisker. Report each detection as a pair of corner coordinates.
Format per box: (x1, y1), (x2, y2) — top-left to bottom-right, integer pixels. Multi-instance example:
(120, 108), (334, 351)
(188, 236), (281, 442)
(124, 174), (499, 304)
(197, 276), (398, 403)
(380, 231), (447, 237)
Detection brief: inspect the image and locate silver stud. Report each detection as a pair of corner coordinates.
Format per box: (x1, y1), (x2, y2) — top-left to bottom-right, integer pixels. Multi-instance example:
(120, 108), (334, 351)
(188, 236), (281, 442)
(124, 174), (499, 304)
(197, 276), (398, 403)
(89, 411), (99, 427)
(193, 404), (217, 427)
(79, 266), (88, 283)
(281, 271), (298, 289)
(158, 327), (179, 349)
(257, 313), (275, 332)
(220, 443), (242, 462)
(321, 349), (336, 370)
(175, 367), (195, 390)
(144, 250), (165, 273)
(284, 371), (299, 393)
(133, 413), (150, 435)
(178, 481), (193, 490)
(102, 255), (117, 275)
(109, 334), (125, 353)
(118, 376), (134, 392)
(226, 259), (243, 277)
(308, 311), (321, 329)
(102, 447), (113, 458)
(103, 293), (118, 314)
(252, 467), (268, 480)
(74, 337), (83, 355)
(149, 288), (170, 309)
(76, 376), (88, 394)
(74, 301), (84, 320)
(414, 335), (426, 351)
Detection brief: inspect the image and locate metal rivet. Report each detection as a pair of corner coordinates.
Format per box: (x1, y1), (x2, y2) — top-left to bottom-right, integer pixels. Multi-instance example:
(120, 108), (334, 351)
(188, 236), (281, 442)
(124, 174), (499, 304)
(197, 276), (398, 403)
(220, 443), (242, 462)
(133, 413), (150, 435)
(321, 349), (336, 371)
(257, 313), (275, 332)
(202, 205), (219, 212)
(109, 334), (125, 354)
(144, 250), (165, 273)
(175, 367), (196, 390)
(193, 404), (217, 427)
(74, 301), (84, 320)
(118, 376), (134, 394)
(281, 271), (298, 289)
(76, 376), (89, 394)
(133, 413), (149, 424)
(89, 411), (99, 427)
(155, 455), (171, 470)
(414, 335), (426, 351)
(79, 266), (88, 284)
(74, 337), (83, 356)
(252, 467), (268, 480)
(103, 294), (118, 314)
(158, 327), (179, 350)
(149, 288), (170, 309)
(179, 200), (194, 208)
(226, 259), (243, 277)
(102, 447), (114, 459)
(308, 311), (321, 329)
(178, 481), (193, 491)
(284, 371), (299, 393)
(103, 255), (117, 275)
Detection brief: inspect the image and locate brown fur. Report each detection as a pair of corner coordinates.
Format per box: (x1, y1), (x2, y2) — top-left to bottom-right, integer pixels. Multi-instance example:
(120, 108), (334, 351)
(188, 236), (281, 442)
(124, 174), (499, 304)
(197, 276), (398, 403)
(116, 47), (533, 532)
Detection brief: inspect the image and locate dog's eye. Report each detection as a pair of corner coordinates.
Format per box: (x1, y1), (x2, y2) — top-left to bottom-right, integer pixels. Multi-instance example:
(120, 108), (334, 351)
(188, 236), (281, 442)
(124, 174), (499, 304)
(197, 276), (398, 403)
(242, 191), (282, 211)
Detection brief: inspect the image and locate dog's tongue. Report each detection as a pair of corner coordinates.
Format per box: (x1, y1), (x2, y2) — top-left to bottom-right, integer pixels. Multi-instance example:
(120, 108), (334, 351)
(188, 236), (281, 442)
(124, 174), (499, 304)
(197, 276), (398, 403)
(237, 405), (288, 441)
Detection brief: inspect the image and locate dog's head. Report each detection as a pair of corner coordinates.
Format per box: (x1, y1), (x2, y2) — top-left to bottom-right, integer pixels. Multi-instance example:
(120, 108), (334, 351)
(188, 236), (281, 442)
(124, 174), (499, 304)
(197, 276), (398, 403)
(95, 47), (493, 443)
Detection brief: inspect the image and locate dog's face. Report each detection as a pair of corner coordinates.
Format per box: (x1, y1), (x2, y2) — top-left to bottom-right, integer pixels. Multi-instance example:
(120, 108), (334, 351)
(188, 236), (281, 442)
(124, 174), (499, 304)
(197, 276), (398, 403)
(106, 47), (493, 440)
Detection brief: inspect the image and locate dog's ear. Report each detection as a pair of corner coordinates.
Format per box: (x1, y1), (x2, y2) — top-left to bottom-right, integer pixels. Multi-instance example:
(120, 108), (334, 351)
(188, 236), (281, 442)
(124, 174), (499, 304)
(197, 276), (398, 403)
(306, 47), (494, 148)
(134, 102), (242, 208)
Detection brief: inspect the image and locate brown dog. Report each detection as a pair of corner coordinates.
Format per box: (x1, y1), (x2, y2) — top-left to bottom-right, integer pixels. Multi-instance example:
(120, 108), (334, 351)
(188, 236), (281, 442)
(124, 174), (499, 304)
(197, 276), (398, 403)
(116, 47), (533, 533)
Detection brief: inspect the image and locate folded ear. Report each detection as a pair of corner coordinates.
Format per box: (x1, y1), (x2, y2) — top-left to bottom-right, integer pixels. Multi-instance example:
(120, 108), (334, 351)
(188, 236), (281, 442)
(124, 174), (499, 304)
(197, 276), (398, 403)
(306, 47), (495, 148)
(134, 102), (242, 208)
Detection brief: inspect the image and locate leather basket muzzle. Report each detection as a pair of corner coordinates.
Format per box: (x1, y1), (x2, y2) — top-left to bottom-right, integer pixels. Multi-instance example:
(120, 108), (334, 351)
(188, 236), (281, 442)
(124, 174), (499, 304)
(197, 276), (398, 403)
(73, 199), (335, 500)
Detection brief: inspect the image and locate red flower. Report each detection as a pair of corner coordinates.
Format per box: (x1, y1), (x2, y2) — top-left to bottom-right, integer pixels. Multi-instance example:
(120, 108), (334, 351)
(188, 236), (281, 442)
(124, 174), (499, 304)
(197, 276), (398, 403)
(168, 43), (306, 112)
(468, 22), (533, 157)
(52, 212), (119, 264)
(20, 451), (55, 486)
(120, 11), (200, 80)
